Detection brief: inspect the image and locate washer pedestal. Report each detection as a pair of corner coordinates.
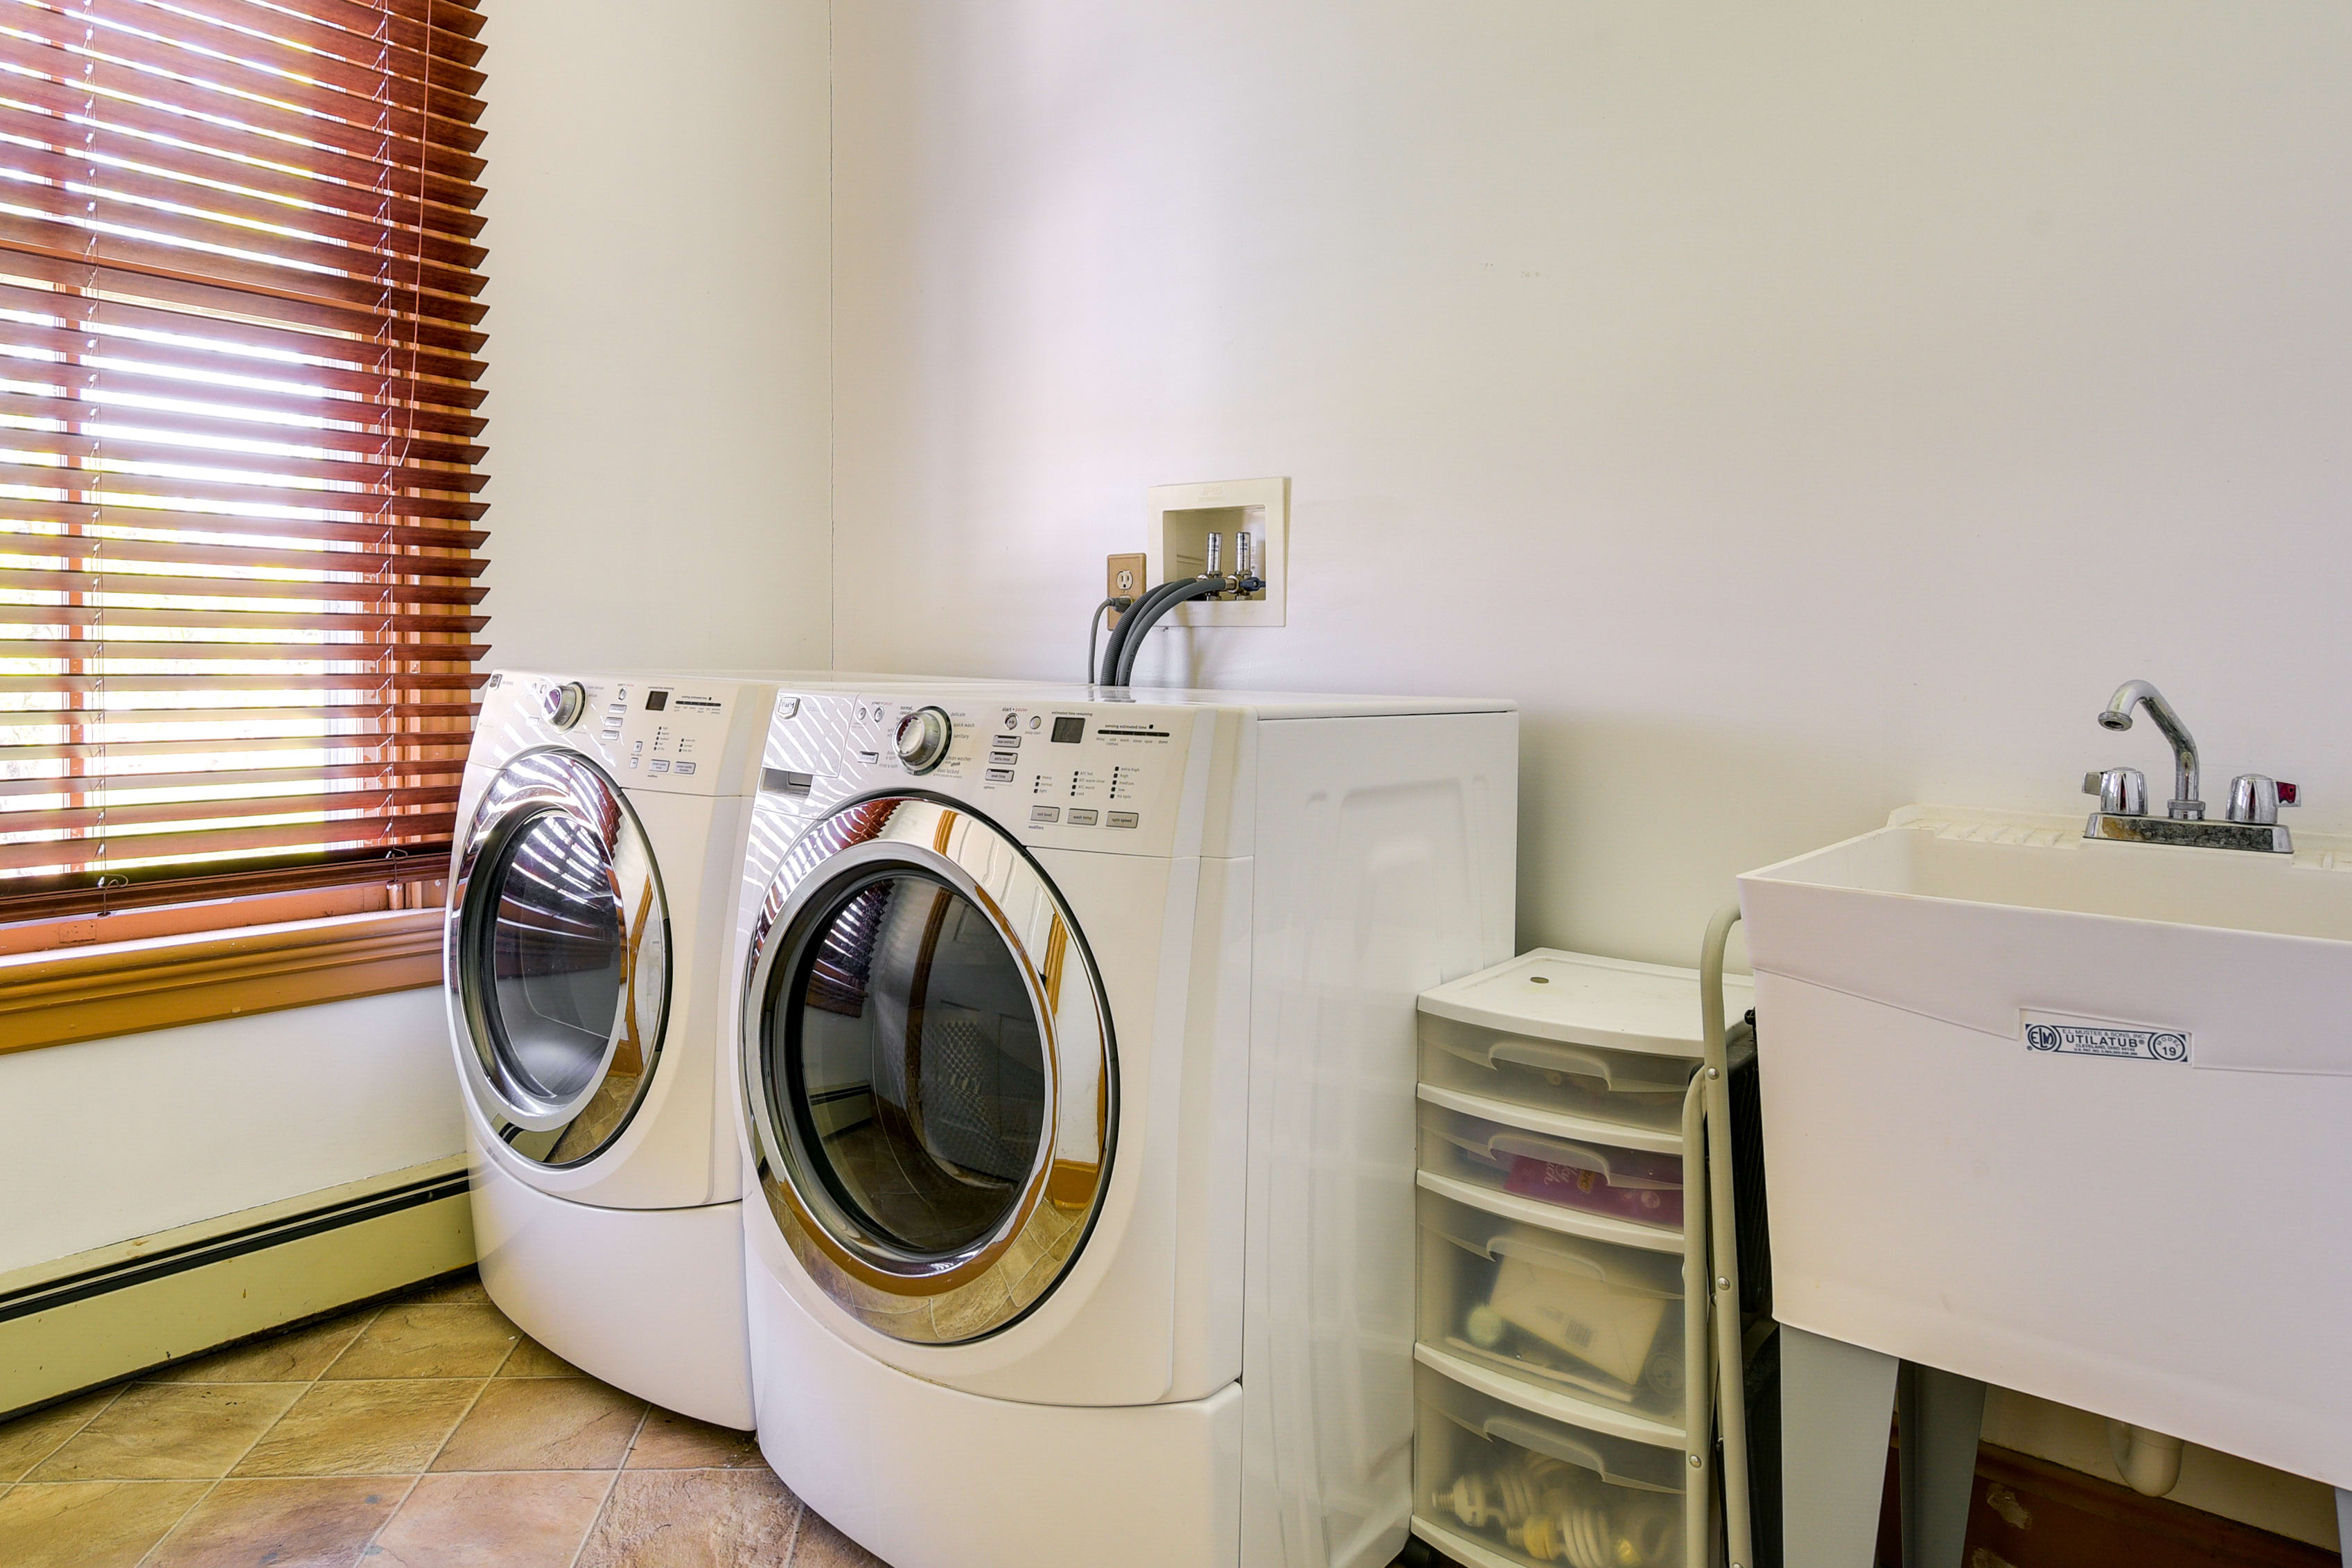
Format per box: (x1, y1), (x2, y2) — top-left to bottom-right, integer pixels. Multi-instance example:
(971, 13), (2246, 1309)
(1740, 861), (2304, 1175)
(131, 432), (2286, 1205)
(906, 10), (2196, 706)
(751, 1267), (1241, 1568)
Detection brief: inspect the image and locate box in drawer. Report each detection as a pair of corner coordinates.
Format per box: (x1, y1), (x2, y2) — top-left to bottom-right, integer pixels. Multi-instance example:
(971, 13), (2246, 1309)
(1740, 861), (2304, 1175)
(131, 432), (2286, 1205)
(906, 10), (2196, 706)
(1420, 1101), (1683, 1232)
(1416, 1362), (1685, 1568)
(1419, 1188), (1687, 1419)
(1421, 1012), (1694, 1136)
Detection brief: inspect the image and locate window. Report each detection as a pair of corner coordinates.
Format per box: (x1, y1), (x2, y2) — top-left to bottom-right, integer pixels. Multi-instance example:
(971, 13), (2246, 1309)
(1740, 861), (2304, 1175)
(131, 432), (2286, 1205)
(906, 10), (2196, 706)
(0, 0), (489, 940)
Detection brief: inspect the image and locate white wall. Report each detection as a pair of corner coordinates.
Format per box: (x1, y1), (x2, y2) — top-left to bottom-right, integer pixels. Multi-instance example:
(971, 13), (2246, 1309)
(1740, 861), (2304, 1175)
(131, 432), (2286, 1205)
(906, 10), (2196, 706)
(827, 0), (2352, 968)
(0, 990), (461, 1275)
(477, 0), (835, 672)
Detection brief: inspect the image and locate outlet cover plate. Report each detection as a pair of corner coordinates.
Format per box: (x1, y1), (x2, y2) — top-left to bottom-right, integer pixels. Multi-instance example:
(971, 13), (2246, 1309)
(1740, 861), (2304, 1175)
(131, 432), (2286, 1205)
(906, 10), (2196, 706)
(1144, 477), (1288, 628)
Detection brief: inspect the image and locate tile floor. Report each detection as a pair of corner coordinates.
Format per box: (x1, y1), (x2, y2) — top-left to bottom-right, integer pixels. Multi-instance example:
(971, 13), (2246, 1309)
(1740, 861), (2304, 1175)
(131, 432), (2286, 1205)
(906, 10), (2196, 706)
(0, 1269), (886, 1568)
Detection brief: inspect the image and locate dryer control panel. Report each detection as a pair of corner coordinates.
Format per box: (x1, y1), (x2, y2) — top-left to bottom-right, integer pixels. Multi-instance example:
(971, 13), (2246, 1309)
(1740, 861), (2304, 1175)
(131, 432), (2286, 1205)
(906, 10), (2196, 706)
(764, 691), (1203, 856)
(482, 671), (757, 798)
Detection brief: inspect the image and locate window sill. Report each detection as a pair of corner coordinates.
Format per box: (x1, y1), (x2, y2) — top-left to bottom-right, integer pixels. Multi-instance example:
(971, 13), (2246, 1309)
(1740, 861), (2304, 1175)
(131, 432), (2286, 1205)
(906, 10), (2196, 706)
(0, 910), (446, 1055)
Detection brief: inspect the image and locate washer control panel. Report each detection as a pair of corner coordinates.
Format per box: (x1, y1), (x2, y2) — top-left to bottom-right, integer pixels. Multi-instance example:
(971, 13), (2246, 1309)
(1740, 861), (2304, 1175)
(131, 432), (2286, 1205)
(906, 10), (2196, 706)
(826, 694), (1197, 854)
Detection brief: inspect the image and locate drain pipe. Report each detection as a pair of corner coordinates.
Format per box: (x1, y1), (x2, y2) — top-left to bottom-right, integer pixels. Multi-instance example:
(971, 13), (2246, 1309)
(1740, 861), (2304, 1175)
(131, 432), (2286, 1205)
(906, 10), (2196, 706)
(2107, 1420), (2184, 1497)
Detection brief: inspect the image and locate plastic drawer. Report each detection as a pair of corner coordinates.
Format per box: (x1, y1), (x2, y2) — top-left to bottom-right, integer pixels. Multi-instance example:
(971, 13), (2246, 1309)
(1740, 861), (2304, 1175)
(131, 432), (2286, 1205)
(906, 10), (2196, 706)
(1419, 1188), (1687, 1420)
(1421, 1012), (1694, 1136)
(1416, 1362), (1685, 1568)
(1419, 1101), (1684, 1233)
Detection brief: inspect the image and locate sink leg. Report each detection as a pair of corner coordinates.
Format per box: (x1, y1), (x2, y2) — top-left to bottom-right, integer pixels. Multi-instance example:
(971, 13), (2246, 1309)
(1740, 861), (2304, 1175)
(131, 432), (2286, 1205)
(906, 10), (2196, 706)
(2335, 1488), (2350, 1558)
(1899, 1362), (1987, 1568)
(1782, 1325), (1901, 1568)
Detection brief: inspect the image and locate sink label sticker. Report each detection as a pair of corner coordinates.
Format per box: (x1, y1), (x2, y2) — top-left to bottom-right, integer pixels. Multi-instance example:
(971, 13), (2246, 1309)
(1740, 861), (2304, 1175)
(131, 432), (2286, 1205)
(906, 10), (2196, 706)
(2022, 1013), (2191, 1064)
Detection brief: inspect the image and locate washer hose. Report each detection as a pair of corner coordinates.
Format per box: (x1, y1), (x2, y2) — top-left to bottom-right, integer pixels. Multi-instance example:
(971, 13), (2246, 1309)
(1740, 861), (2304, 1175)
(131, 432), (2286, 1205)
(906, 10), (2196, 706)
(1110, 576), (1229, 687)
(1086, 596), (1132, 683)
(1098, 576), (1202, 685)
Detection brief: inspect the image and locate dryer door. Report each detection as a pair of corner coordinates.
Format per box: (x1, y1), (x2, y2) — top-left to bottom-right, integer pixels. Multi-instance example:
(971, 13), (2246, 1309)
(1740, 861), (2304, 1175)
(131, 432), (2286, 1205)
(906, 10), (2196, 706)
(740, 795), (1114, 1344)
(446, 748), (669, 1168)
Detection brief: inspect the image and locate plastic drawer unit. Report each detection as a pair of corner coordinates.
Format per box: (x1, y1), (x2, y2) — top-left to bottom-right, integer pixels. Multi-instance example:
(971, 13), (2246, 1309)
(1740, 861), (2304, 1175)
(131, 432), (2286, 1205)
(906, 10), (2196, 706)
(1419, 1100), (1686, 1233)
(1414, 1361), (1687, 1568)
(1416, 951), (1750, 1135)
(1419, 1187), (1689, 1420)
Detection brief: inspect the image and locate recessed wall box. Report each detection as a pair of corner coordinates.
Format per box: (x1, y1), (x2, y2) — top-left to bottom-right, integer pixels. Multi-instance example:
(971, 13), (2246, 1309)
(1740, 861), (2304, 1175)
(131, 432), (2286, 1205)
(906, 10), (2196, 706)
(1145, 476), (1288, 628)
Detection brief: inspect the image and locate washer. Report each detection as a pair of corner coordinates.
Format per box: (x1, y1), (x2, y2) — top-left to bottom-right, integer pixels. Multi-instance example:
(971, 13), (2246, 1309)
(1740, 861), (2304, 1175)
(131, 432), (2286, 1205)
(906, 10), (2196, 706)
(447, 669), (805, 1425)
(728, 683), (1518, 1568)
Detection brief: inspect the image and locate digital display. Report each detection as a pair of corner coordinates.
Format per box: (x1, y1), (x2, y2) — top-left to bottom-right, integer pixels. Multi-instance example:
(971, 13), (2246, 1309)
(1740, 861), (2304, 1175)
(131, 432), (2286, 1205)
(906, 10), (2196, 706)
(1051, 715), (1086, 744)
(645, 691), (669, 712)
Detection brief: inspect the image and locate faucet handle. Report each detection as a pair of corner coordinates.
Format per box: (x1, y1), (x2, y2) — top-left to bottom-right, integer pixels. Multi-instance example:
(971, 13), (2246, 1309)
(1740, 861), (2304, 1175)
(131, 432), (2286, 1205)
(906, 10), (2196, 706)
(2228, 775), (2298, 825)
(2085, 767), (2148, 817)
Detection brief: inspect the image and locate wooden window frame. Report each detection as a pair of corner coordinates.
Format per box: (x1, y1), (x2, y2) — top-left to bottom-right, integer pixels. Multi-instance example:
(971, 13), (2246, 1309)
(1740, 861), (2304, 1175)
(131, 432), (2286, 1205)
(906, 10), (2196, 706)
(0, 905), (444, 1053)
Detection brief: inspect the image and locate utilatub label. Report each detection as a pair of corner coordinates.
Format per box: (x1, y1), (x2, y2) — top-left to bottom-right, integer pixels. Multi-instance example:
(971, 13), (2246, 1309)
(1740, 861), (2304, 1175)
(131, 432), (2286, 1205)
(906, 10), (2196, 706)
(2021, 1012), (2191, 1064)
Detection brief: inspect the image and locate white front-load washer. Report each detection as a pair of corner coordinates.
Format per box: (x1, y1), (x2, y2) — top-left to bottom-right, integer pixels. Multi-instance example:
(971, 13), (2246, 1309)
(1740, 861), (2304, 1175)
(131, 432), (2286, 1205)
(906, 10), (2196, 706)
(446, 668), (796, 1426)
(726, 683), (1518, 1568)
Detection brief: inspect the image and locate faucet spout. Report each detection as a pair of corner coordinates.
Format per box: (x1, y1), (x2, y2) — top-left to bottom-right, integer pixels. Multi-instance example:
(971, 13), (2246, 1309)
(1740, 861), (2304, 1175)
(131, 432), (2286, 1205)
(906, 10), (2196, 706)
(2099, 679), (2202, 820)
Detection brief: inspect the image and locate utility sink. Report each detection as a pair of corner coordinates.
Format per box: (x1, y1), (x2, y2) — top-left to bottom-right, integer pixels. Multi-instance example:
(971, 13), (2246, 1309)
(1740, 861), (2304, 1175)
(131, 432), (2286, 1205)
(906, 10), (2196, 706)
(1740, 805), (2352, 1488)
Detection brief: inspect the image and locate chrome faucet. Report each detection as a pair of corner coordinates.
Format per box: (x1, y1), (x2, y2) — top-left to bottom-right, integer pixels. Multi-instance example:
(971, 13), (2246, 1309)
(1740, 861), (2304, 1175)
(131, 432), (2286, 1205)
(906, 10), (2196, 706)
(2098, 680), (2202, 820)
(2083, 678), (2297, 853)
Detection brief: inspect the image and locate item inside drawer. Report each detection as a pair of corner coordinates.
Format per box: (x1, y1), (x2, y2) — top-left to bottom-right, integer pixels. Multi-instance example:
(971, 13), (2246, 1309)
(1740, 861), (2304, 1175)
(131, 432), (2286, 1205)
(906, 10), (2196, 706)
(1421, 1102), (1685, 1232)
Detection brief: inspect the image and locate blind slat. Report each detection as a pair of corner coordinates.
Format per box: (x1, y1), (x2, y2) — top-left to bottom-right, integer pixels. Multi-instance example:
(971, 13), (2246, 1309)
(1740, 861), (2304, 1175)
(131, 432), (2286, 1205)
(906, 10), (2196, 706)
(0, 811), (459, 870)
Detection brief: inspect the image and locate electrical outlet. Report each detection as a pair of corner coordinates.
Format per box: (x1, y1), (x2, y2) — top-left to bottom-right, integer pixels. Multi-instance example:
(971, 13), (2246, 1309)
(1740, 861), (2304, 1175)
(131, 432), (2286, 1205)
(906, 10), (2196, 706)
(1146, 477), (1288, 628)
(1105, 553), (1146, 627)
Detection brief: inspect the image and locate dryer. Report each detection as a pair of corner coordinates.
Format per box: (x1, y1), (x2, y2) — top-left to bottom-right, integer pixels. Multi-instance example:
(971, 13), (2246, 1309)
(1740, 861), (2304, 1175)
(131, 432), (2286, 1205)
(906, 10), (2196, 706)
(727, 683), (1518, 1568)
(446, 668), (793, 1425)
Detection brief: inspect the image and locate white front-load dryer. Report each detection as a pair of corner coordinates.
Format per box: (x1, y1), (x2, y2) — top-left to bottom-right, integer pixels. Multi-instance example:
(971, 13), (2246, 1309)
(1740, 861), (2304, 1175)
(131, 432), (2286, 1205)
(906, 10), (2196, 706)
(448, 668), (799, 1426)
(727, 683), (1518, 1568)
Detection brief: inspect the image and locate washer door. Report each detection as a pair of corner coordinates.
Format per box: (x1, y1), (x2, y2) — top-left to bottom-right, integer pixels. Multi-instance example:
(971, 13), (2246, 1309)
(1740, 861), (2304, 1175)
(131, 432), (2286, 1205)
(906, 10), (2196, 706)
(447, 749), (669, 1168)
(741, 795), (1114, 1344)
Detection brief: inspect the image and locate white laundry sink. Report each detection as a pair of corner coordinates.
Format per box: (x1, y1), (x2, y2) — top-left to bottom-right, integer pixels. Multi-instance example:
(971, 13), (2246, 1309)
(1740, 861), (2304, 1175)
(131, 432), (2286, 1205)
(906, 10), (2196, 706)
(1739, 805), (2352, 1489)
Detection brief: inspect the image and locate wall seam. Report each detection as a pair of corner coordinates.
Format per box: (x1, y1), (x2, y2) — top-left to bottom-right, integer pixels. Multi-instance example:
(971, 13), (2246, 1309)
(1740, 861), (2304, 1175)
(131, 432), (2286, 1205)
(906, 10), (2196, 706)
(825, 0), (839, 673)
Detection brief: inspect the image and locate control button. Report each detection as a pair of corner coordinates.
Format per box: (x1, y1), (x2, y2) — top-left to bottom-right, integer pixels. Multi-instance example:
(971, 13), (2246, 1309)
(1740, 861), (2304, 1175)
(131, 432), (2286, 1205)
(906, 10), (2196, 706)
(777, 696), (800, 719)
(1001, 710), (1021, 732)
(674, 761), (696, 776)
(855, 749), (880, 765)
(626, 756), (640, 768)
(1028, 715), (1042, 730)
(894, 706), (954, 775)
(986, 767), (1016, 784)
(1107, 811), (1138, 829)
(1067, 809), (1099, 826)
(649, 759), (671, 774)
(1030, 806), (1060, 825)
(989, 750), (1019, 766)
(994, 734), (1020, 748)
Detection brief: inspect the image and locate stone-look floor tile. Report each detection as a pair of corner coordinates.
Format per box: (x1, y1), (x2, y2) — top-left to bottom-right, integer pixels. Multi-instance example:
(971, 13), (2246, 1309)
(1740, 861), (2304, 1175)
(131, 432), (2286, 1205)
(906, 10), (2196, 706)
(0, 1388), (121, 1481)
(789, 1508), (893, 1567)
(623, 1409), (763, 1471)
(574, 1469), (801, 1568)
(319, 1305), (520, 1380)
(148, 1314), (374, 1384)
(371, 1471), (614, 1568)
(233, 1380), (480, 1477)
(431, 1380), (645, 1473)
(0, 1480), (209, 1568)
(26, 1384), (301, 1481)
(495, 1337), (585, 1378)
(406, 1272), (493, 1307)
(145, 1475), (405, 1568)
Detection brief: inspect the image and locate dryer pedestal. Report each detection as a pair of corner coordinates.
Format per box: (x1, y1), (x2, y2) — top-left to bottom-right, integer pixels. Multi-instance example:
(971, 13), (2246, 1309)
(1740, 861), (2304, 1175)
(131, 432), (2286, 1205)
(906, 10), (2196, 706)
(472, 1155), (753, 1427)
(751, 1267), (1242, 1568)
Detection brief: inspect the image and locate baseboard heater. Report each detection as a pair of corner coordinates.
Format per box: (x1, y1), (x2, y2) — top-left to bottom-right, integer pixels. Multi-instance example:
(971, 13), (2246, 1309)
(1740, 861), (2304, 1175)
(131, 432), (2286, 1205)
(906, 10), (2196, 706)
(0, 1159), (475, 1419)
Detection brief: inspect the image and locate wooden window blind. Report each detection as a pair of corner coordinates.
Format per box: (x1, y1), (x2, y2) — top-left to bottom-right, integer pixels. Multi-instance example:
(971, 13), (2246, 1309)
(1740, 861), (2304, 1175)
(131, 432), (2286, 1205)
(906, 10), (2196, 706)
(0, 0), (488, 930)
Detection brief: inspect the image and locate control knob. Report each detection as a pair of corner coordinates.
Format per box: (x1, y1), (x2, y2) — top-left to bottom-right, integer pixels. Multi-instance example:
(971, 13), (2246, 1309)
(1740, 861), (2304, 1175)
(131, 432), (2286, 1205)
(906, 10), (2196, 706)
(894, 706), (954, 775)
(543, 681), (588, 730)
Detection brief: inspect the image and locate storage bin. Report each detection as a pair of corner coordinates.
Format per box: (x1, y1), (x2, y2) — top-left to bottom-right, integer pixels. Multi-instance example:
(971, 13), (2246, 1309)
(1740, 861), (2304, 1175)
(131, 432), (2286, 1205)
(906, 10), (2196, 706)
(1419, 1188), (1687, 1420)
(1420, 1012), (1694, 1136)
(1420, 1101), (1684, 1233)
(1416, 1362), (1686, 1568)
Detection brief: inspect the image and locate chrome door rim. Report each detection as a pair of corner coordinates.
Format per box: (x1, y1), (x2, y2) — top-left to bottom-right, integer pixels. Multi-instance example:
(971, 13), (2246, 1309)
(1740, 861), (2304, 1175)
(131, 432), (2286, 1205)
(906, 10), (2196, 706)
(740, 793), (1116, 1344)
(446, 748), (670, 1149)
